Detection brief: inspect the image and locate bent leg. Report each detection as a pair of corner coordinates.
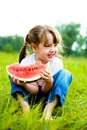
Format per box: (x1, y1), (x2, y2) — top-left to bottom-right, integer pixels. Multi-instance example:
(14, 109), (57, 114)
(42, 95), (59, 120)
(9, 76), (30, 114)
(9, 76), (29, 101)
(48, 69), (72, 106)
(42, 69), (72, 120)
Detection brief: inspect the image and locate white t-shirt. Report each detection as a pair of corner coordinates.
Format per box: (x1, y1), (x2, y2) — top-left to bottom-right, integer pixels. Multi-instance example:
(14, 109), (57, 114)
(20, 53), (63, 76)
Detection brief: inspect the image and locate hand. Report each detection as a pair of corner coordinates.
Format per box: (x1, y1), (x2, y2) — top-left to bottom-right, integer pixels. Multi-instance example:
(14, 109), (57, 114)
(40, 70), (53, 86)
(11, 77), (26, 87)
(40, 70), (53, 93)
(12, 77), (38, 87)
(11, 77), (39, 94)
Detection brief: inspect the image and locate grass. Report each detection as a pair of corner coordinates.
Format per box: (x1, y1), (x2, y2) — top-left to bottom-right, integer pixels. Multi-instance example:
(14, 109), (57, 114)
(0, 52), (87, 130)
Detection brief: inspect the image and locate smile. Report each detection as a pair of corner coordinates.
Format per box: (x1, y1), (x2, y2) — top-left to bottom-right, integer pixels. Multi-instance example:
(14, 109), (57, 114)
(48, 54), (55, 58)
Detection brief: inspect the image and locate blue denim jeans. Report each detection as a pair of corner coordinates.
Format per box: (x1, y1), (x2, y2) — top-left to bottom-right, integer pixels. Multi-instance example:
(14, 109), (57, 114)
(9, 69), (72, 107)
(48, 69), (72, 106)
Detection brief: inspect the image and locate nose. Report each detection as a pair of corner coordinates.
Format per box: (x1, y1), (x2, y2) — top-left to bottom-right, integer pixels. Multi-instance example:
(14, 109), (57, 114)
(50, 46), (55, 53)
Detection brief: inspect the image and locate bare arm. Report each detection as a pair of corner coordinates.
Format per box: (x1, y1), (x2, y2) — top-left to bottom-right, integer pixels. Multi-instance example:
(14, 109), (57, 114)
(11, 77), (39, 94)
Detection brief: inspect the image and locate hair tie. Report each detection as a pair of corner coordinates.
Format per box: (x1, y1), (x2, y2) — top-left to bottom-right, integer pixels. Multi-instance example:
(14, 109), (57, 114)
(24, 42), (28, 46)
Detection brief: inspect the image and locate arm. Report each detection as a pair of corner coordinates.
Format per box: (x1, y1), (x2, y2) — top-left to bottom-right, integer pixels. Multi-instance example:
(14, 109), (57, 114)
(40, 70), (53, 93)
(11, 77), (39, 94)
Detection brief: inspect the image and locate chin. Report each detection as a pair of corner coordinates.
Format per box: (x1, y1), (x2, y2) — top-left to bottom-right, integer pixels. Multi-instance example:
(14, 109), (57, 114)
(48, 58), (53, 62)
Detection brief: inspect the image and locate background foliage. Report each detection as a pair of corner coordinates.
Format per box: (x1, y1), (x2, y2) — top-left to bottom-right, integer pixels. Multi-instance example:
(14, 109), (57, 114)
(0, 22), (87, 57)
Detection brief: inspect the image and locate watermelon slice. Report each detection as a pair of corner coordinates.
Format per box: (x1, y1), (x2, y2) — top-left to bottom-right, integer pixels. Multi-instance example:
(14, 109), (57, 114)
(6, 61), (50, 82)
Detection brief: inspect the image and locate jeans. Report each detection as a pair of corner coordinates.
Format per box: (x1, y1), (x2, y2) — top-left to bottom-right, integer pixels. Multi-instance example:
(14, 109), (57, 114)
(48, 69), (72, 106)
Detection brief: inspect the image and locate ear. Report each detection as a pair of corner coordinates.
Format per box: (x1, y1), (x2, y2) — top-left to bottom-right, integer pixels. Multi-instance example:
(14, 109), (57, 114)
(30, 43), (37, 52)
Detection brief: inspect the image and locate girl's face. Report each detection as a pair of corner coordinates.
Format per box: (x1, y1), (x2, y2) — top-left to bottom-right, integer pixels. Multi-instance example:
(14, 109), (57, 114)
(31, 33), (58, 64)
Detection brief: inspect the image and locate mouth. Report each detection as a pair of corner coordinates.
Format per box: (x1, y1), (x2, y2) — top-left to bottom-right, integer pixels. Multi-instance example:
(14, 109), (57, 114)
(48, 54), (55, 58)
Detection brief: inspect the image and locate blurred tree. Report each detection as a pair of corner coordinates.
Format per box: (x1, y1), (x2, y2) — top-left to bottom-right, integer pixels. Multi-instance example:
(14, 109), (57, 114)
(83, 36), (87, 56)
(0, 35), (23, 52)
(3, 44), (14, 52)
(56, 22), (81, 56)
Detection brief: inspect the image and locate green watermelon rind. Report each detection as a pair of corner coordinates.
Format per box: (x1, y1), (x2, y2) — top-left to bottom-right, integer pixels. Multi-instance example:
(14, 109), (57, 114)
(6, 62), (50, 82)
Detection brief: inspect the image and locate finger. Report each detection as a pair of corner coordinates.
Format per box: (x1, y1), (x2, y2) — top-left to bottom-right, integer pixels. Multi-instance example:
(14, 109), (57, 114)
(40, 73), (48, 79)
(41, 70), (50, 75)
(16, 79), (20, 85)
(12, 77), (20, 85)
(40, 71), (50, 77)
(11, 77), (16, 82)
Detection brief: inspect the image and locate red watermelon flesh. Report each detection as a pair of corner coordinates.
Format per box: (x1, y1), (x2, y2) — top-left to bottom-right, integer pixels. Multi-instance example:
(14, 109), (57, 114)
(6, 61), (49, 82)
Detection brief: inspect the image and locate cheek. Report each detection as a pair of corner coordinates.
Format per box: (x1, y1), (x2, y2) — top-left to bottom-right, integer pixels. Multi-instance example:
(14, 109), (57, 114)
(41, 49), (49, 53)
(55, 47), (58, 52)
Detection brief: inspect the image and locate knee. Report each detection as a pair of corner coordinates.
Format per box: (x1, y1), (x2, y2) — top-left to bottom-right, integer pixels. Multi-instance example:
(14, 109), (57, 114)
(61, 69), (72, 84)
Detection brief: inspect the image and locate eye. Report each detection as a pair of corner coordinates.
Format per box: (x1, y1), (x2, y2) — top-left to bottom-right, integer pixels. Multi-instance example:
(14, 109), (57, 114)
(54, 44), (57, 47)
(44, 44), (50, 47)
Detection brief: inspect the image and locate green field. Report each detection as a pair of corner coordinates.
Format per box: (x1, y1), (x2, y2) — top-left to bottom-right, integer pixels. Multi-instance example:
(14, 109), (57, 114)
(0, 52), (87, 130)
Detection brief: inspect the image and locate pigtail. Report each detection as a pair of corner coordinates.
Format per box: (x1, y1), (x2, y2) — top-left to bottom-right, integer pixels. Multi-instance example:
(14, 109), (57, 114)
(19, 45), (27, 63)
(19, 34), (29, 63)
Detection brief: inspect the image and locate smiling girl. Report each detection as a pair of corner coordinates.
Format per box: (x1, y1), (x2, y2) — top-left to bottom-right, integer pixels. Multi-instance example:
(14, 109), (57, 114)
(9, 25), (72, 120)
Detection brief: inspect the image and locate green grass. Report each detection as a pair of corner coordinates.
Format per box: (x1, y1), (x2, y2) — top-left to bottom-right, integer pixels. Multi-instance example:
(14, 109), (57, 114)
(0, 52), (87, 130)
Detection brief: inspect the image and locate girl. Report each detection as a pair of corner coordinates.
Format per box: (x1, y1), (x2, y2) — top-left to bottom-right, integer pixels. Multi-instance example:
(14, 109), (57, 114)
(9, 25), (72, 120)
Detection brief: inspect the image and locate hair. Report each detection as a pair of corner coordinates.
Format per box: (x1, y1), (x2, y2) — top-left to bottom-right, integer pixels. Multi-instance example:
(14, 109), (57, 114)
(19, 25), (62, 63)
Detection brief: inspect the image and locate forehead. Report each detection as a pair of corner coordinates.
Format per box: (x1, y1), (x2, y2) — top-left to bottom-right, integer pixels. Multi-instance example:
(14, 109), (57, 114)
(41, 32), (54, 44)
(46, 33), (54, 42)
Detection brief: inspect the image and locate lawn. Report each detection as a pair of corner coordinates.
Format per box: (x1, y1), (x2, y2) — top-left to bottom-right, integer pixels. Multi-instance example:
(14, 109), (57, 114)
(0, 52), (87, 130)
